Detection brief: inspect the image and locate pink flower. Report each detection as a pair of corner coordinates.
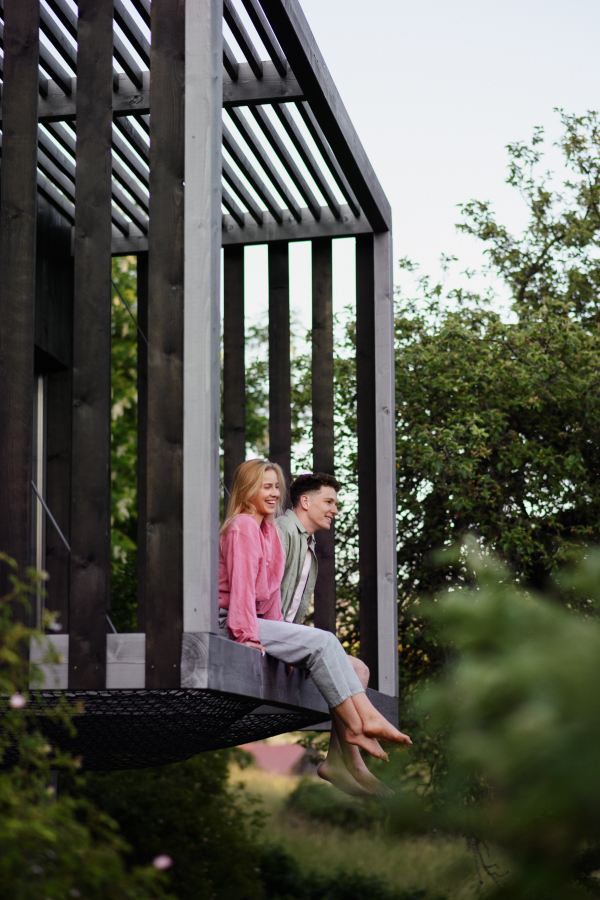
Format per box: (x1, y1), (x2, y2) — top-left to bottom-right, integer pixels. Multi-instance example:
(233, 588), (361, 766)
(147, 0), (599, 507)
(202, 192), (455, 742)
(9, 693), (26, 709)
(152, 855), (173, 871)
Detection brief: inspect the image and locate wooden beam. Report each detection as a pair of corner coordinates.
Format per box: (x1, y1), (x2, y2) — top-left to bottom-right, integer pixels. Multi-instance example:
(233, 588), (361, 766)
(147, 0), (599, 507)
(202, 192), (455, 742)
(355, 233), (378, 685)
(69, 0), (114, 690)
(146, 0), (185, 687)
(222, 203), (371, 246)
(0, 0), (40, 600)
(373, 231), (398, 697)
(112, 203), (373, 256)
(240, 0), (287, 77)
(0, 64), (302, 126)
(223, 0), (263, 79)
(222, 121), (283, 222)
(183, 0), (223, 638)
(259, 0), (392, 233)
(136, 251), (148, 633)
(223, 245), (246, 492)
(268, 241), (291, 485)
(311, 238), (336, 634)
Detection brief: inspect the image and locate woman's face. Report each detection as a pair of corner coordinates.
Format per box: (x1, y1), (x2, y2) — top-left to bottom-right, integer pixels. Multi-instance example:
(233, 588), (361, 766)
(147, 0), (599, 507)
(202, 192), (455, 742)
(252, 469), (281, 518)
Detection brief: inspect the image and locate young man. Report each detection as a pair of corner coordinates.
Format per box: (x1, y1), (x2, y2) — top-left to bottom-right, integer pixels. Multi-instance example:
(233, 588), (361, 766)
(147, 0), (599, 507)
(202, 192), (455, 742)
(277, 473), (393, 797)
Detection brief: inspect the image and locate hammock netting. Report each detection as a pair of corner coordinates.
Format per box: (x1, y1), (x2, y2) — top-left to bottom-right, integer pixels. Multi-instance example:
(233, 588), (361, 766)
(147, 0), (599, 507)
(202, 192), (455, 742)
(16, 690), (328, 770)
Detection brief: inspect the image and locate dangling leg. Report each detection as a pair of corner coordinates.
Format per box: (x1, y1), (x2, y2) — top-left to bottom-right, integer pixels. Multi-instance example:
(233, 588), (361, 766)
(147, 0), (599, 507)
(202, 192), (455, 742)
(317, 657), (394, 797)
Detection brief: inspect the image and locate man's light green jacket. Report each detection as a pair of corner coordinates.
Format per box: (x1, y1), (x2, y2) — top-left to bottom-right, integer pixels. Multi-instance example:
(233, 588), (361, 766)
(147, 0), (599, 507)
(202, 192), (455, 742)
(275, 509), (318, 623)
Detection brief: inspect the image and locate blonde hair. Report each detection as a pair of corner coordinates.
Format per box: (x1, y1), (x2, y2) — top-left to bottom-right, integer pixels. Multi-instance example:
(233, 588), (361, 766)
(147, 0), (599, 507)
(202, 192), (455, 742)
(221, 459), (287, 534)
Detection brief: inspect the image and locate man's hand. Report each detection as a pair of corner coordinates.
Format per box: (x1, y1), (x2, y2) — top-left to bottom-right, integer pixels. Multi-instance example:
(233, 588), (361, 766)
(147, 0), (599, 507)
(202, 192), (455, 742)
(242, 640), (266, 655)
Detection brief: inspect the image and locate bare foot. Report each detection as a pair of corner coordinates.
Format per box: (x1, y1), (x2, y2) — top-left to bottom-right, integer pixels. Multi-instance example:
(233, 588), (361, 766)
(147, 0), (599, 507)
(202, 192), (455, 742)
(318, 760), (394, 798)
(344, 728), (389, 760)
(317, 760), (372, 797)
(363, 716), (412, 748)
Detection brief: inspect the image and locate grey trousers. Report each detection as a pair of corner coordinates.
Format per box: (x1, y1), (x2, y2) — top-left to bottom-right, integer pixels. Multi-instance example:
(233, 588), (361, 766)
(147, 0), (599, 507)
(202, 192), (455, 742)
(219, 611), (364, 709)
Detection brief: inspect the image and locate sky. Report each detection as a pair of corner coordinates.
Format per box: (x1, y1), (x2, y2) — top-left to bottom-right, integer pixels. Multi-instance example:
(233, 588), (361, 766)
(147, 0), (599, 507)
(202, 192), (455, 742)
(243, 0), (600, 331)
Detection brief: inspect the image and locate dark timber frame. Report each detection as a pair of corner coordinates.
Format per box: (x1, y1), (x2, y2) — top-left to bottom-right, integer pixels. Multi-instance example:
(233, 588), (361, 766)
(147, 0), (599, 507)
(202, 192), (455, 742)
(0, 0), (398, 732)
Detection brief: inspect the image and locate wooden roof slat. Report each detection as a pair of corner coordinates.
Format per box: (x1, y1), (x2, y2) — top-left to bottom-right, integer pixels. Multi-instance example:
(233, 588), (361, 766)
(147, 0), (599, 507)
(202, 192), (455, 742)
(296, 101), (360, 218)
(39, 2), (77, 74)
(221, 183), (246, 228)
(45, 119), (76, 155)
(130, 0), (151, 29)
(223, 37), (239, 82)
(37, 146), (75, 201)
(38, 127), (75, 180)
(38, 39), (72, 95)
(272, 103), (340, 219)
(44, 0), (77, 40)
(240, 0), (287, 77)
(222, 121), (283, 223)
(228, 106), (302, 222)
(113, 115), (149, 162)
(259, 0), (391, 232)
(113, 28), (144, 90)
(112, 178), (148, 233)
(112, 124), (150, 186)
(223, 0), (263, 80)
(114, 0), (150, 67)
(222, 157), (264, 225)
(250, 104), (320, 219)
(112, 152), (149, 213)
(37, 167), (75, 221)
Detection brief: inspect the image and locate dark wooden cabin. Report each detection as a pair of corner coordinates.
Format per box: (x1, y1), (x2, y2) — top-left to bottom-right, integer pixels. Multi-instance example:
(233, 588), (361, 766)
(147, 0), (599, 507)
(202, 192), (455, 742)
(0, 0), (398, 769)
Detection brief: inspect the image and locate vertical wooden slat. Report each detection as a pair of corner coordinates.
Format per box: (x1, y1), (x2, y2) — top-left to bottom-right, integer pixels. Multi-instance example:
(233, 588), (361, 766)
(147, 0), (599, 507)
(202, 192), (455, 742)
(268, 241), (291, 485)
(45, 368), (71, 631)
(136, 251), (148, 633)
(68, 0), (114, 690)
(356, 233), (378, 686)
(374, 231), (398, 696)
(0, 0), (39, 604)
(223, 244), (245, 491)
(311, 237), (336, 633)
(182, 0), (223, 638)
(146, 0), (185, 685)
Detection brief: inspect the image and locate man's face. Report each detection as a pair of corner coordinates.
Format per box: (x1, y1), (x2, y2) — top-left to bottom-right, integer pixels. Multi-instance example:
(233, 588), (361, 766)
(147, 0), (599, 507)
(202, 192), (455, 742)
(301, 486), (338, 532)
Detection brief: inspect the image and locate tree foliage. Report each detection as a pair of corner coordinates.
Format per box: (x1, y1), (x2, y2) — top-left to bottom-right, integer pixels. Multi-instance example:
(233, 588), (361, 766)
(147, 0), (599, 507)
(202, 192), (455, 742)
(0, 555), (170, 900)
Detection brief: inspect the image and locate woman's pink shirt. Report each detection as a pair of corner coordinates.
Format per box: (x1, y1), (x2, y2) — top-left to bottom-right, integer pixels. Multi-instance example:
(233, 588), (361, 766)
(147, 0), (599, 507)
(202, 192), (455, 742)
(218, 514), (284, 643)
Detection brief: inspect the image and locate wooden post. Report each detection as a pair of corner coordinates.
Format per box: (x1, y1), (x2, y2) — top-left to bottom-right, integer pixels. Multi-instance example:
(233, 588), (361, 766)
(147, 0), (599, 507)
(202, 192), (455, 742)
(0, 0), (40, 604)
(136, 252), (148, 633)
(373, 231), (398, 697)
(356, 233), (378, 686)
(311, 238), (336, 633)
(182, 0), (223, 637)
(223, 244), (246, 492)
(146, 0), (185, 685)
(69, 0), (114, 690)
(268, 241), (291, 486)
(45, 368), (71, 632)
(356, 232), (398, 695)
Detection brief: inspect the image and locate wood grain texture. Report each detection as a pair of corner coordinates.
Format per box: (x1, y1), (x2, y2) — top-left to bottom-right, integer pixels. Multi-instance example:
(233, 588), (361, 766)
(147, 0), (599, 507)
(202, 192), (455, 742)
(68, 0), (114, 690)
(374, 231), (398, 696)
(146, 0), (185, 686)
(182, 0), (223, 636)
(180, 632), (399, 723)
(34, 194), (73, 368)
(45, 367), (71, 632)
(223, 245), (246, 491)
(136, 252), (148, 633)
(0, 0), (40, 602)
(356, 233), (378, 686)
(268, 241), (291, 485)
(311, 238), (336, 633)
(221, 204), (372, 247)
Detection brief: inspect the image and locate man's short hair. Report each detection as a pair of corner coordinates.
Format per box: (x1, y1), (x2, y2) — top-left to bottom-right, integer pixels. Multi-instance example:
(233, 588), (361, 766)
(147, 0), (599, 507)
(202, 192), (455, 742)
(290, 472), (341, 508)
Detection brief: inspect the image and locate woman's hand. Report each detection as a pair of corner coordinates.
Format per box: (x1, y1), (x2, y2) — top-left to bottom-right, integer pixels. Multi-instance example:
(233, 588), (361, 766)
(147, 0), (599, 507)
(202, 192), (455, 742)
(242, 639), (266, 655)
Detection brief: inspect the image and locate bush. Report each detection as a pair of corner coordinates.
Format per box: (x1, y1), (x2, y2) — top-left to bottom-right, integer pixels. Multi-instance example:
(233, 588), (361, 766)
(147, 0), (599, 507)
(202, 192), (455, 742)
(285, 778), (385, 832)
(258, 844), (444, 900)
(81, 751), (266, 900)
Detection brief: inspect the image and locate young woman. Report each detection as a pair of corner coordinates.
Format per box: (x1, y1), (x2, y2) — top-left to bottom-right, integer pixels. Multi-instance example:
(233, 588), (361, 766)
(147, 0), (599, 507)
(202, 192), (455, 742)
(219, 458), (412, 762)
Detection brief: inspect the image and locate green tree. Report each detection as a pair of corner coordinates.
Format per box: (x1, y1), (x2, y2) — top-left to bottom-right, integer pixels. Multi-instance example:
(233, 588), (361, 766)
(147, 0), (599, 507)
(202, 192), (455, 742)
(0, 554), (170, 900)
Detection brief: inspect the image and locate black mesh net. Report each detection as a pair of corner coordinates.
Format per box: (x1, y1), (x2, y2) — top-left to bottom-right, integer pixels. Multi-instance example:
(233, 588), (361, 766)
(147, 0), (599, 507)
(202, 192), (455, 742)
(22, 690), (327, 770)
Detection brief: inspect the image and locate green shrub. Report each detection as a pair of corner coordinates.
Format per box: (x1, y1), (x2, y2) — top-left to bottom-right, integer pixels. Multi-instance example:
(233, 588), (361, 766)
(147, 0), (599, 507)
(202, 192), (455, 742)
(285, 778), (385, 832)
(258, 844), (444, 900)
